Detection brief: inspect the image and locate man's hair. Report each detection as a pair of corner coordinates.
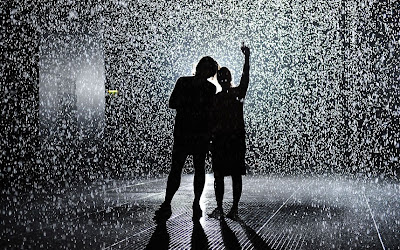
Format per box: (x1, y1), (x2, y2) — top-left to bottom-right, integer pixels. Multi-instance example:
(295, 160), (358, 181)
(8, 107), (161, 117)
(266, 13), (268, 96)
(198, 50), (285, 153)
(195, 56), (218, 78)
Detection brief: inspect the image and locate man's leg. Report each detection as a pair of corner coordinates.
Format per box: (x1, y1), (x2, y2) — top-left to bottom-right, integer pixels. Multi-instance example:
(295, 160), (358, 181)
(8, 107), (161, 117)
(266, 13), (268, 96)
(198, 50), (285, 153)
(164, 149), (187, 205)
(214, 176), (224, 210)
(192, 152), (206, 219)
(154, 149), (186, 222)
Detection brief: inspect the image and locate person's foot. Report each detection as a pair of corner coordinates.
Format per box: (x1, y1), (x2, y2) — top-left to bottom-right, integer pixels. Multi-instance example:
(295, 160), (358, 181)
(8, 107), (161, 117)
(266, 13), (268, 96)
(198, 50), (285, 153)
(226, 207), (239, 221)
(192, 202), (202, 221)
(208, 207), (224, 220)
(154, 203), (172, 222)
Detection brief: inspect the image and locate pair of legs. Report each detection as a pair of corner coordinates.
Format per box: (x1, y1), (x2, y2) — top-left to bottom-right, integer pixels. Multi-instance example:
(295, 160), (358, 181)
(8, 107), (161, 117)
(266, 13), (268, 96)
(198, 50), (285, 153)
(155, 148), (206, 221)
(164, 149), (206, 206)
(213, 174), (242, 219)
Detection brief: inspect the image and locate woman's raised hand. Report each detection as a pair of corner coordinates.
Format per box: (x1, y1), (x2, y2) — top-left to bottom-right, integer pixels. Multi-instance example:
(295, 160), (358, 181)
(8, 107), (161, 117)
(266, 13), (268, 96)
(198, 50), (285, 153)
(241, 42), (250, 57)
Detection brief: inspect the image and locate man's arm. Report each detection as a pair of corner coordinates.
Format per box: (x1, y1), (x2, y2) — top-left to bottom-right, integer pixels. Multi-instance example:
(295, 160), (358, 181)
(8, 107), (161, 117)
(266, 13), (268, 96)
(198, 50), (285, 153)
(169, 78), (182, 109)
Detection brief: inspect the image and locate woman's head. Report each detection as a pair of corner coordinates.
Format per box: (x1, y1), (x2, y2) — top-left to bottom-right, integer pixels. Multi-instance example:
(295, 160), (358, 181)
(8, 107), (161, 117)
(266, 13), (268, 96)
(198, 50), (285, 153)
(217, 67), (232, 89)
(195, 56), (218, 78)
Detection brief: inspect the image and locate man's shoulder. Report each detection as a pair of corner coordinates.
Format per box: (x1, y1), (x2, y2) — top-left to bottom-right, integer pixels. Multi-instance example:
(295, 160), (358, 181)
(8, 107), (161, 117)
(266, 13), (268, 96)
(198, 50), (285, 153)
(176, 76), (216, 92)
(177, 76), (194, 83)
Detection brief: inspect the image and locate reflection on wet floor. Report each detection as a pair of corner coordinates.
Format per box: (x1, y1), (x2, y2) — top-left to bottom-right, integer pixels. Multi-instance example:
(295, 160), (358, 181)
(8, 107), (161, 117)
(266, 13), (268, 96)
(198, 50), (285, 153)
(1, 174), (399, 249)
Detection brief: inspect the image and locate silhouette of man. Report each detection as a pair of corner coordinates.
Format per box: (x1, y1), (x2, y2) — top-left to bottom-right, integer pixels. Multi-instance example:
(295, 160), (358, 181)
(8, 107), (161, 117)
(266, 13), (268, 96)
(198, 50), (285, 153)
(154, 56), (218, 222)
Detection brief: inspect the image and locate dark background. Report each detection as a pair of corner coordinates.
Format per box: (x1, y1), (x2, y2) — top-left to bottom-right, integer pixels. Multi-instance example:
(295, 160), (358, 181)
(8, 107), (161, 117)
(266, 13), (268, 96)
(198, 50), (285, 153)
(1, 0), (399, 191)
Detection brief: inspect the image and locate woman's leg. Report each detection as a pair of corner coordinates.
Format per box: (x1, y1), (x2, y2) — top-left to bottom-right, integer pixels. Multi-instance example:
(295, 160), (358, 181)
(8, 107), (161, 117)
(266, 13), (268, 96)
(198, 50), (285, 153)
(193, 152), (206, 204)
(208, 175), (224, 219)
(231, 174), (242, 211)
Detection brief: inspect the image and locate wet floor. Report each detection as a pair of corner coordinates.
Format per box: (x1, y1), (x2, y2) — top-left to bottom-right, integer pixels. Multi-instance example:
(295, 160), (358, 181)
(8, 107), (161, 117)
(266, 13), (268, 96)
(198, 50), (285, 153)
(1, 174), (399, 249)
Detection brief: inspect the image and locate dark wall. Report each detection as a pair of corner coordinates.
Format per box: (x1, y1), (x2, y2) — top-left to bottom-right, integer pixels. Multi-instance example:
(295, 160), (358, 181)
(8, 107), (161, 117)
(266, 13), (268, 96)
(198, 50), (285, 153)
(1, 1), (40, 189)
(2, 1), (106, 190)
(39, 33), (105, 185)
(36, 1), (105, 185)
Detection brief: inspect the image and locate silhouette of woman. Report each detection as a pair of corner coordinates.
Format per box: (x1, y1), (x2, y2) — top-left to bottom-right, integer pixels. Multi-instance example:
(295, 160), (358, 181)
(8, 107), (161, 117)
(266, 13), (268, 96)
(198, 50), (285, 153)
(209, 44), (250, 220)
(154, 56), (218, 222)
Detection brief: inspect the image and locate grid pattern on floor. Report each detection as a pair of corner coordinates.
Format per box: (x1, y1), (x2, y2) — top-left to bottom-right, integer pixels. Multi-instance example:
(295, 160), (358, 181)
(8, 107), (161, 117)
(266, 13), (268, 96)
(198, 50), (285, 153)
(1, 175), (399, 249)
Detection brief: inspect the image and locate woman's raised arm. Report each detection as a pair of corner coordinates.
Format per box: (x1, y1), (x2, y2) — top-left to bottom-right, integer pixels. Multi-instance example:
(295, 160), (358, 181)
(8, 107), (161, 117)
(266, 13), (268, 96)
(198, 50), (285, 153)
(237, 44), (250, 99)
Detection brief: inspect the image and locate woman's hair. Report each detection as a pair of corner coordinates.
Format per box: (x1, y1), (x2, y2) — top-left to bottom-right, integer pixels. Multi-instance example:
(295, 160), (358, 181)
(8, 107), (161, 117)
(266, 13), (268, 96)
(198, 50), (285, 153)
(217, 67), (232, 89)
(195, 56), (218, 78)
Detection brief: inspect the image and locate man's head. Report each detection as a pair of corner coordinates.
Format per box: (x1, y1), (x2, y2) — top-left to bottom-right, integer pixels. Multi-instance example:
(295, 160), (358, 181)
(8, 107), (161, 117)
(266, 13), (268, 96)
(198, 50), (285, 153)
(195, 56), (218, 79)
